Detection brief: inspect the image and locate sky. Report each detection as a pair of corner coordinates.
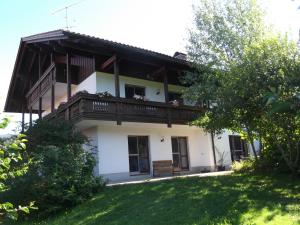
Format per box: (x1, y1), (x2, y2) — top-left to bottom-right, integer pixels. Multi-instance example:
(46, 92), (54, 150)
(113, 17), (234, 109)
(0, 0), (300, 133)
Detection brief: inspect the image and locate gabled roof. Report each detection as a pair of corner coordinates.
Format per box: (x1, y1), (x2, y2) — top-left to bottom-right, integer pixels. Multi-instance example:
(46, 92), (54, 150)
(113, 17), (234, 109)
(22, 29), (189, 65)
(5, 30), (191, 113)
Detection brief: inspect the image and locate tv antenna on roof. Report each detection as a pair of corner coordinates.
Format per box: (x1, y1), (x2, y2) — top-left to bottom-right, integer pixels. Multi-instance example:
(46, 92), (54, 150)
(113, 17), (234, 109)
(52, 0), (87, 30)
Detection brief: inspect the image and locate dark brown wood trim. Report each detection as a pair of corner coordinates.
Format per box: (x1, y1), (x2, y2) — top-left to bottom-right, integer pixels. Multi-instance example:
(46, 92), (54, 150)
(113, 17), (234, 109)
(21, 106), (25, 133)
(66, 53), (71, 101)
(114, 59), (120, 98)
(38, 97), (42, 119)
(29, 107), (32, 128)
(101, 54), (116, 70)
(163, 69), (169, 103)
(43, 93), (203, 126)
(51, 69), (56, 112)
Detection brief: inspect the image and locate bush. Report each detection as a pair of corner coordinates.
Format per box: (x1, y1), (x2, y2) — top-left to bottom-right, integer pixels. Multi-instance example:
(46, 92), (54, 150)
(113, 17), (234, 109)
(4, 119), (104, 218)
(232, 158), (256, 173)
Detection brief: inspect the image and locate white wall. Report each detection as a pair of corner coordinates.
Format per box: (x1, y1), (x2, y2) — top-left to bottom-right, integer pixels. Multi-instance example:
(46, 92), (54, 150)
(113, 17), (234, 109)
(214, 131), (233, 166)
(213, 130), (261, 166)
(95, 71), (185, 102)
(81, 127), (99, 175)
(42, 71), (188, 115)
(96, 123), (214, 176)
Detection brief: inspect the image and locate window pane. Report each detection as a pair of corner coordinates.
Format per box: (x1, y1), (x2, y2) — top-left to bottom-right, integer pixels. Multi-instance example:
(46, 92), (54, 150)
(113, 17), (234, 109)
(169, 92), (183, 104)
(135, 87), (145, 96)
(178, 137), (188, 156)
(171, 137), (179, 153)
(139, 157), (149, 173)
(172, 154), (180, 168)
(129, 156), (139, 172)
(125, 86), (134, 98)
(233, 136), (242, 150)
(138, 137), (148, 157)
(181, 156), (188, 169)
(128, 136), (138, 154)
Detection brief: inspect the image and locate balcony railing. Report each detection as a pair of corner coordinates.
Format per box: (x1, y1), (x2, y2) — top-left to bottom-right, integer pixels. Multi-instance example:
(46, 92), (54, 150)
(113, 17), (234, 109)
(26, 63), (55, 107)
(44, 92), (203, 126)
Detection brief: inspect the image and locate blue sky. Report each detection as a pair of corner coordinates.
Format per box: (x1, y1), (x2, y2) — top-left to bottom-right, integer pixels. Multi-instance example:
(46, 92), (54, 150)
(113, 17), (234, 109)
(0, 0), (300, 132)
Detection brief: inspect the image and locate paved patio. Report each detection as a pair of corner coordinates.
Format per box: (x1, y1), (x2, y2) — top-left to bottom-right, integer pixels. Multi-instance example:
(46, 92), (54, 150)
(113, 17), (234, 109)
(107, 170), (233, 186)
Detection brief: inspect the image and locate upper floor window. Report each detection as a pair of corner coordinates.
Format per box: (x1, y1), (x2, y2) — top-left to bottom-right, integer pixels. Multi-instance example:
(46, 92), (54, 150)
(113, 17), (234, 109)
(125, 85), (145, 99)
(169, 92), (183, 105)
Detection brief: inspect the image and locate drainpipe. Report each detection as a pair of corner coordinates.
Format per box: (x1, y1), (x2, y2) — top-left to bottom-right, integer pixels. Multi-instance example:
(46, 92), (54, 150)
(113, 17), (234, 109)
(210, 132), (217, 171)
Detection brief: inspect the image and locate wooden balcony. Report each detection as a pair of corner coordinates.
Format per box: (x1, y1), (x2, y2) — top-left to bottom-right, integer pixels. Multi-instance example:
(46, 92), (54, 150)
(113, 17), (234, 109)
(43, 92), (203, 126)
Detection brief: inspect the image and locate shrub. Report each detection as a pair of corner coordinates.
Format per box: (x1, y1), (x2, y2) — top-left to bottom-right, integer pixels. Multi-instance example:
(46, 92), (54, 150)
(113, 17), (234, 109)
(232, 158), (256, 173)
(5, 119), (104, 218)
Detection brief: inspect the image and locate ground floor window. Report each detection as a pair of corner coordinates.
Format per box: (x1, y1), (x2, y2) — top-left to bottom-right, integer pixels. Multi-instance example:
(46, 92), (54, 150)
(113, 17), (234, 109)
(171, 137), (189, 171)
(128, 136), (150, 174)
(229, 135), (248, 161)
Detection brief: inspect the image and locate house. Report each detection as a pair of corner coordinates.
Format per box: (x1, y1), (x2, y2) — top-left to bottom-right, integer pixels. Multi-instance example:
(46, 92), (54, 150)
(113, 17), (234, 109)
(4, 30), (251, 182)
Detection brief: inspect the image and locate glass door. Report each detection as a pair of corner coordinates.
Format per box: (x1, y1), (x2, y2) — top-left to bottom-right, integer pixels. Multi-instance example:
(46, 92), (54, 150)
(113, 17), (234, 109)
(171, 137), (189, 171)
(128, 136), (150, 174)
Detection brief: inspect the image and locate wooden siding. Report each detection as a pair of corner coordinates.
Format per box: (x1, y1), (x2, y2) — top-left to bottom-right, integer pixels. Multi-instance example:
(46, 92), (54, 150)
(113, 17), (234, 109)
(71, 55), (95, 82)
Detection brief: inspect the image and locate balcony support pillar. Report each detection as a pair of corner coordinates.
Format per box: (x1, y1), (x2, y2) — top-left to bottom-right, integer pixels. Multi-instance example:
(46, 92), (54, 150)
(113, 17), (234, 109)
(114, 59), (120, 98)
(21, 106), (25, 133)
(114, 58), (121, 125)
(29, 107), (32, 128)
(163, 69), (171, 127)
(66, 53), (71, 101)
(38, 97), (42, 119)
(51, 68), (56, 112)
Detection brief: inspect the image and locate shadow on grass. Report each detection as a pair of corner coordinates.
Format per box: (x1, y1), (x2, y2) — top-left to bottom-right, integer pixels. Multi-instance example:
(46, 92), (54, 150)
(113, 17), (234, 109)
(14, 173), (300, 225)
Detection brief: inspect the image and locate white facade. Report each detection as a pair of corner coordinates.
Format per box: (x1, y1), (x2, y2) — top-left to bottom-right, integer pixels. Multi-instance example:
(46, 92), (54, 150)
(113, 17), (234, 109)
(44, 71), (244, 182)
(80, 121), (216, 182)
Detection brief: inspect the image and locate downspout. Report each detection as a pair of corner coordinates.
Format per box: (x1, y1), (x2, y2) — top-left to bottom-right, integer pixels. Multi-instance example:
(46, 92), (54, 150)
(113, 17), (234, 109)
(210, 132), (217, 171)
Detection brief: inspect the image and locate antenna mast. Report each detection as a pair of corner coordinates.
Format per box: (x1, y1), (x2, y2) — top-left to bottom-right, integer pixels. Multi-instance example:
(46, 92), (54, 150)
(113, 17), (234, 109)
(52, 0), (86, 30)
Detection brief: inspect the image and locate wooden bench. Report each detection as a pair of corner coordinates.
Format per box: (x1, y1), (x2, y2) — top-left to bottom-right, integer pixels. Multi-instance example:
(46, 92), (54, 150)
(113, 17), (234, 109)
(153, 160), (173, 177)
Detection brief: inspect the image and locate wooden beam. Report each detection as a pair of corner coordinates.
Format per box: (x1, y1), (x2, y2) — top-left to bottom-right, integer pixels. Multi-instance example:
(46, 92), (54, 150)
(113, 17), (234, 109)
(114, 59), (120, 98)
(163, 70), (169, 103)
(21, 106), (25, 133)
(66, 53), (71, 100)
(38, 52), (41, 78)
(29, 107), (32, 128)
(38, 97), (42, 119)
(51, 69), (56, 112)
(149, 66), (165, 79)
(101, 54), (116, 70)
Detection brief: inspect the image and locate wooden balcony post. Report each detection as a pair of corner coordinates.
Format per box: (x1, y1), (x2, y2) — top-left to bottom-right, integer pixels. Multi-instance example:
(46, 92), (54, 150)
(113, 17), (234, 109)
(21, 106), (25, 133)
(51, 69), (56, 112)
(163, 70), (169, 103)
(114, 59), (120, 98)
(38, 97), (42, 119)
(163, 69), (171, 127)
(29, 107), (32, 128)
(38, 52), (41, 79)
(66, 53), (71, 101)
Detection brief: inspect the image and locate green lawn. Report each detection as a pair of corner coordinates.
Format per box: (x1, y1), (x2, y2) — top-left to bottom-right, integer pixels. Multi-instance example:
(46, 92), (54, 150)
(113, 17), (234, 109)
(11, 173), (300, 225)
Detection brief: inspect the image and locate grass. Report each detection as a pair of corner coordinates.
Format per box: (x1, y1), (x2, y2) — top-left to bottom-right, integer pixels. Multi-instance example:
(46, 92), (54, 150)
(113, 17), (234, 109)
(10, 173), (300, 225)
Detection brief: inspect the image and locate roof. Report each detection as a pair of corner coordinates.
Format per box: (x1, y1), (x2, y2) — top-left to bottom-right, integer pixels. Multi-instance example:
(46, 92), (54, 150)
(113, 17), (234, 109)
(22, 29), (189, 65)
(4, 30), (191, 113)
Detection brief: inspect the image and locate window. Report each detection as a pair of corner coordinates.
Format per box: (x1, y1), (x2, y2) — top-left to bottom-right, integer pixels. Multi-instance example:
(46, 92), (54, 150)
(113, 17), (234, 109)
(169, 92), (183, 104)
(229, 135), (248, 161)
(128, 136), (150, 174)
(171, 137), (189, 170)
(125, 85), (145, 99)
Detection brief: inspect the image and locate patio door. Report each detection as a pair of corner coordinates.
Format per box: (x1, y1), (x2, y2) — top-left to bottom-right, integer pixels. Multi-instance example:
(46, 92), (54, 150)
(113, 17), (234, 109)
(128, 136), (150, 174)
(229, 135), (248, 161)
(171, 137), (189, 171)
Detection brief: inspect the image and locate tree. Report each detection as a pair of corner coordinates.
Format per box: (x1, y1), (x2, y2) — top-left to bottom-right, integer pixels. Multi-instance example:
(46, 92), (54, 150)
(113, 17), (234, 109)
(185, 0), (300, 174)
(0, 117), (35, 220)
(5, 119), (104, 218)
